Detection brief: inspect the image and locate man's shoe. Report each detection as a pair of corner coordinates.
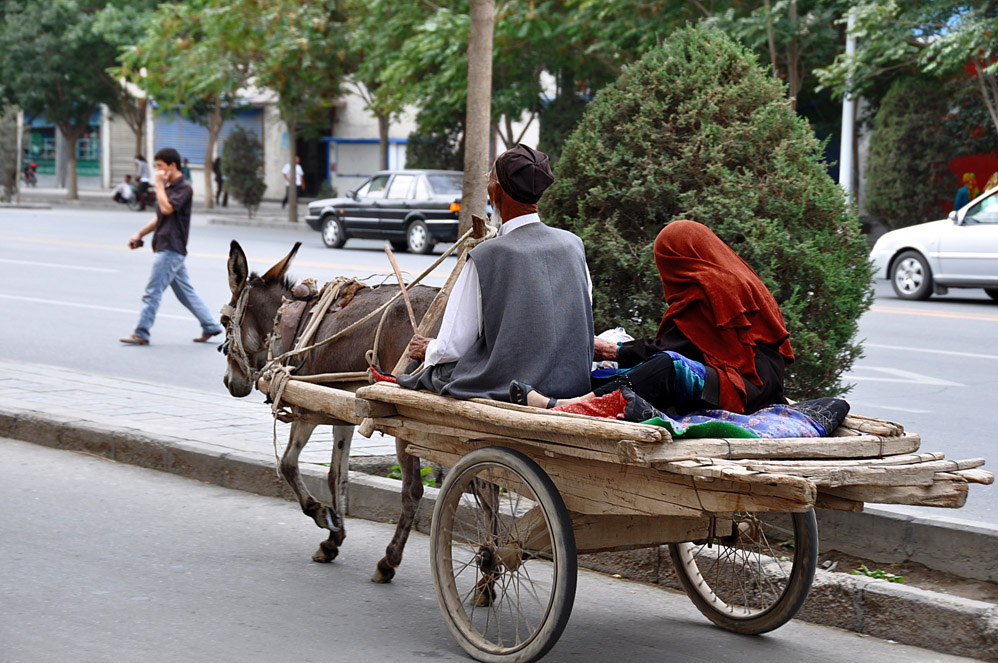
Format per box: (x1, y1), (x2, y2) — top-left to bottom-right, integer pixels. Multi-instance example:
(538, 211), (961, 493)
(509, 380), (557, 409)
(193, 330), (222, 343)
(120, 334), (149, 345)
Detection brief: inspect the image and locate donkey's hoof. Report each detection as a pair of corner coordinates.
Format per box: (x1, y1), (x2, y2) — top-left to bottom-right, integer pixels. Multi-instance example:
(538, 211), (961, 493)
(371, 558), (395, 583)
(472, 582), (496, 607)
(312, 540), (339, 563)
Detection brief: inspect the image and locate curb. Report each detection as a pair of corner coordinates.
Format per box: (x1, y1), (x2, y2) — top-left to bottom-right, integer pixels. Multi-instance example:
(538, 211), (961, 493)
(1, 404), (995, 661)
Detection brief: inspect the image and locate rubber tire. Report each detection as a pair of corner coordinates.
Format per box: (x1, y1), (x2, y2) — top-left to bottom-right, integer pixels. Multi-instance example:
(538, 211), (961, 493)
(406, 219), (434, 254)
(669, 509), (818, 635)
(321, 215), (347, 249)
(985, 288), (998, 301)
(390, 239), (408, 253)
(126, 196), (142, 211)
(891, 250), (933, 300)
(431, 447), (577, 663)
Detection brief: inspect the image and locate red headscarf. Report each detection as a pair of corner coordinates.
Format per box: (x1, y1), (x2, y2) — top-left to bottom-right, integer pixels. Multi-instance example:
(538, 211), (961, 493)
(655, 220), (794, 411)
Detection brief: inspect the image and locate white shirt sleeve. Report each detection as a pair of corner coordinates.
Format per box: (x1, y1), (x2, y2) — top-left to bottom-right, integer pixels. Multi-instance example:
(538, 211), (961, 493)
(424, 259), (483, 367)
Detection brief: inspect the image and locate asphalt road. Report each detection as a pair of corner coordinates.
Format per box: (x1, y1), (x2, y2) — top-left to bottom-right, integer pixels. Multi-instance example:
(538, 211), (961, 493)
(0, 205), (994, 523)
(0, 437), (974, 663)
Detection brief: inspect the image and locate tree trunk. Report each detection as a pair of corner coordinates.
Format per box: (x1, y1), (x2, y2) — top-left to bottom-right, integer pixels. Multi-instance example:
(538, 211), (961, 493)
(204, 99), (224, 210)
(787, 0), (799, 111)
(378, 112), (390, 170)
(973, 59), (998, 143)
(460, 0), (495, 236)
(287, 116), (298, 223)
(58, 123), (86, 201)
(133, 99), (145, 160)
(764, 0), (779, 82)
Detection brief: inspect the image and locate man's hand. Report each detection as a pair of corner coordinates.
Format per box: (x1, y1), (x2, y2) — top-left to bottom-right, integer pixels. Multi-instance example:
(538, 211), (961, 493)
(128, 234), (143, 250)
(154, 166), (169, 187)
(407, 333), (432, 361)
(594, 336), (618, 361)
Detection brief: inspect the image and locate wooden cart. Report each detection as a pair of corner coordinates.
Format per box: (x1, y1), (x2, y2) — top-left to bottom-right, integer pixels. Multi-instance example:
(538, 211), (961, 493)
(273, 378), (993, 663)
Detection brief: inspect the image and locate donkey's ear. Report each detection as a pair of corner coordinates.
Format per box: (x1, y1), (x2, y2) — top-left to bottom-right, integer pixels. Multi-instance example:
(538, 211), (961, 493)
(228, 240), (249, 294)
(261, 242), (301, 283)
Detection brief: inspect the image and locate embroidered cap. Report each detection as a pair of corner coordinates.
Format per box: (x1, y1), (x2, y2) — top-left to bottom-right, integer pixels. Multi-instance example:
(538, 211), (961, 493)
(495, 144), (555, 204)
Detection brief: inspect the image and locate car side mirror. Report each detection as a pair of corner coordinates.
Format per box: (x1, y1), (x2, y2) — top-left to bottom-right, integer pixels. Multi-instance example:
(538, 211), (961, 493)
(949, 210), (959, 224)
(348, 190), (358, 201)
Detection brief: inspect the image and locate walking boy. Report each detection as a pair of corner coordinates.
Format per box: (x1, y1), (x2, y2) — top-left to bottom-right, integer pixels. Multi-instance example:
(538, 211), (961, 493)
(120, 147), (223, 345)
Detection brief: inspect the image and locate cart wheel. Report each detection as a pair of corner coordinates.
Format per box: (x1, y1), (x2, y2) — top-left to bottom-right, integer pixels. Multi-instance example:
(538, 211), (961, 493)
(669, 509), (818, 635)
(430, 446), (577, 663)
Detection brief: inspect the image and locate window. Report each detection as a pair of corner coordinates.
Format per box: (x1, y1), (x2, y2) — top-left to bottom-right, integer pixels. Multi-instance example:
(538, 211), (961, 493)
(426, 173), (463, 195)
(387, 174), (416, 199)
(414, 176), (430, 201)
(964, 192), (998, 225)
(356, 174), (390, 199)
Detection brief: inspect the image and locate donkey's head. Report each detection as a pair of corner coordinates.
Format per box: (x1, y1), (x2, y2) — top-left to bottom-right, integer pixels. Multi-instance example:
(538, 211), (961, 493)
(221, 240), (301, 397)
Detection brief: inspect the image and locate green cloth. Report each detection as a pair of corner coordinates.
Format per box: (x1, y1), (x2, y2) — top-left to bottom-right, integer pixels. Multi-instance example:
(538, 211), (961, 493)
(640, 416), (761, 438)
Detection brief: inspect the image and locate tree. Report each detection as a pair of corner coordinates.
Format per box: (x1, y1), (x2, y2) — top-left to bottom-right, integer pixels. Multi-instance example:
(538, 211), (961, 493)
(0, 105), (17, 202)
(116, 0), (253, 208)
(542, 25), (874, 398)
(816, 1), (998, 141)
(0, 0), (122, 199)
(460, 0), (495, 234)
(864, 76), (957, 229)
(244, 0), (349, 222)
(222, 126), (266, 217)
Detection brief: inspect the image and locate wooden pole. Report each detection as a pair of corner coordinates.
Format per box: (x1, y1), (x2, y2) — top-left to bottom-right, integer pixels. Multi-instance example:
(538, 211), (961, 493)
(384, 243), (419, 334)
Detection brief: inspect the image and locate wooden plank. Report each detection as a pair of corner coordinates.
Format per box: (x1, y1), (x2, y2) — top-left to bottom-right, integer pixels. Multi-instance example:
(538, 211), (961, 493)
(569, 513), (717, 553)
(814, 492), (864, 512)
(820, 479), (969, 508)
(355, 398), (398, 419)
(356, 383), (668, 444)
(646, 432), (921, 464)
(401, 431), (815, 517)
(935, 469), (994, 485)
(257, 377), (362, 425)
(838, 414), (905, 437)
(722, 452), (945, 468)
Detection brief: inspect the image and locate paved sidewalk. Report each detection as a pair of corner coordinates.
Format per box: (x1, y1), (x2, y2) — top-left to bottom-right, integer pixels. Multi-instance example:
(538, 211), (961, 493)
(0, 357), (397, 466)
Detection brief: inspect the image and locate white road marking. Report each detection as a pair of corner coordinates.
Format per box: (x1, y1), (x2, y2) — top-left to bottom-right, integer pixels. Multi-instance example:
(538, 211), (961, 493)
(0, 258), (118, 273)
(848, 366), (963, 387)
(0, 293), (190, 320)
(864, 342), (998, 361)
(845, 402), (932, 414)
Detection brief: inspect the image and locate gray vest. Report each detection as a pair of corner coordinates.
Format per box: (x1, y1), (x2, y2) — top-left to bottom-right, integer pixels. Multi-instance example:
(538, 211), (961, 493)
(407, 222), (594, 401)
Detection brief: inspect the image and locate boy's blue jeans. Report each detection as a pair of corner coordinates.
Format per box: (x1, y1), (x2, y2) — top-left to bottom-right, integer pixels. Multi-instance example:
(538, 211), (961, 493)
(135, 250), (223, 340)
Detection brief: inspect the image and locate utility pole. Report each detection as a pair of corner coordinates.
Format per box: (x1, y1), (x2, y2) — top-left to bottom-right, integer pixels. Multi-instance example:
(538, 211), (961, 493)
(838, 7), (856, 201)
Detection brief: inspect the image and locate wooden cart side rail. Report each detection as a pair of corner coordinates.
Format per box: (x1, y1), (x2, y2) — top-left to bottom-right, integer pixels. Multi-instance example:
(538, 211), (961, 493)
(355, 383), (669, 444)
(258, 377), (364, 425)
(819, 479), (969, 509)
(660, 457), (989, 489)
(400, 430), (816, 518)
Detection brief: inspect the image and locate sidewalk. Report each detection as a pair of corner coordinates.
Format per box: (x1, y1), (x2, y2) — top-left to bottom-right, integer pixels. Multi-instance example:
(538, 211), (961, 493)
(2, 359), (997, 658)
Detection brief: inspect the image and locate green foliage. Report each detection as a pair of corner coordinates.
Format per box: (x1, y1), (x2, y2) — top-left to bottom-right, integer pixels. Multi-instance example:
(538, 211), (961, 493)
(387, 464), (437, 488)
(816, 1), (998, 140)
(222, 126), (266, 217)
(542, 25), (874, 398)
(851, 564), (904, 583)
(406, 109), (465, 171)
(865, 77), (957, 229)
(0, 106), (17, 202)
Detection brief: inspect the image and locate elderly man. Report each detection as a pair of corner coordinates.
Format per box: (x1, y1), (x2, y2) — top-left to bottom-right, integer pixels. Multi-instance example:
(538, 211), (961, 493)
(398, 144), (594, 402)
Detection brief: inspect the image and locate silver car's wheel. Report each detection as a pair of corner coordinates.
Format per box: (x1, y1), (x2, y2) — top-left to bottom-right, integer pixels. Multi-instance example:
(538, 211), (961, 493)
(891, 250), (933, 300)
(407, 220), (434, 254)
(321, 215), (347, 249)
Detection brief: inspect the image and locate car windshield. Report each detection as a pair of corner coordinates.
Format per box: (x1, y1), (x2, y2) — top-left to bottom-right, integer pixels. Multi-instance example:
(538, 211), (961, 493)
(425, 173), (463, 196)
(965, 191), (998, 224)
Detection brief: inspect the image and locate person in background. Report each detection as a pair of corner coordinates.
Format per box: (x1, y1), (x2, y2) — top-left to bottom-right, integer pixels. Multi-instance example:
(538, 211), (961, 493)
(955, 172), (980, 212)
(282, 156), (305, 209)
(180, 158), (191, 181)
(111, 174), (134, 203)
(119, 147), (224, 346)
(134, 154), (152, 211)
(212, 156), (228, 207)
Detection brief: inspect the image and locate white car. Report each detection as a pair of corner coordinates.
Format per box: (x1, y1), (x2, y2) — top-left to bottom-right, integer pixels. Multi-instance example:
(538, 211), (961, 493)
(869, 187), (998, 300)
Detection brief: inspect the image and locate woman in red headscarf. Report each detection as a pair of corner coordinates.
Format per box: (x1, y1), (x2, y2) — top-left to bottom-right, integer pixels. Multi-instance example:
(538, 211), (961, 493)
(511, 220), (794, 415)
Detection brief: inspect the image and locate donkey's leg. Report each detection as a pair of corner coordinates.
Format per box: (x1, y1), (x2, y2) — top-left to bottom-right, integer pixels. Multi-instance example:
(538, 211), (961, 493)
(313, 424), (353, 563)
(278, 419), (344, 561)
(372, 436), (423, 583)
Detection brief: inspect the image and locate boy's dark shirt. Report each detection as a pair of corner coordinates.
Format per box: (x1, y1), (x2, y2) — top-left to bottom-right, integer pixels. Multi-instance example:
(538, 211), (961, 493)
(152, 175), (193, 256)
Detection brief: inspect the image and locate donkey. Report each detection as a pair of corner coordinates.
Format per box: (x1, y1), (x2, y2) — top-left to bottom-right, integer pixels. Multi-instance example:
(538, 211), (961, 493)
(222, 240), (439, 576)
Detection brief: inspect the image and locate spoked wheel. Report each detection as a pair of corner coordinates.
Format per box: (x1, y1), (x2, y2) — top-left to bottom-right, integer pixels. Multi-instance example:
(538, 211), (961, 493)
(669, 509), (818, 635)
(430, 447), (577, 663)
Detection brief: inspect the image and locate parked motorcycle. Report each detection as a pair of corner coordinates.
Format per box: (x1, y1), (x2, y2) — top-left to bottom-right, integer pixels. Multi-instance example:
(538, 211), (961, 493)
(127, 185), (157, 211)
(23, 162), (37, 187)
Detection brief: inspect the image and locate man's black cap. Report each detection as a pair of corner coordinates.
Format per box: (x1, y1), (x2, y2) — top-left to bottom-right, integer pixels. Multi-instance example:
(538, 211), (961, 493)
(495, 144), (555, 204)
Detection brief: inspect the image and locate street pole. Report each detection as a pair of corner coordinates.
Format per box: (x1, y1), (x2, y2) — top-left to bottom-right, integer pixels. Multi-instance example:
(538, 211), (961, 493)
(15, 109), (23, 205)
(838, 7), (856, 201)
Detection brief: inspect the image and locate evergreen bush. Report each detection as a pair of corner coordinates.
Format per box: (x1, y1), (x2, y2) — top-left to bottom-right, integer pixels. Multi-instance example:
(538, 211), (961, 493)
(865, 76), (957, 229)
(221, 126), (266, 218)
(541, 24), (873, 398)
